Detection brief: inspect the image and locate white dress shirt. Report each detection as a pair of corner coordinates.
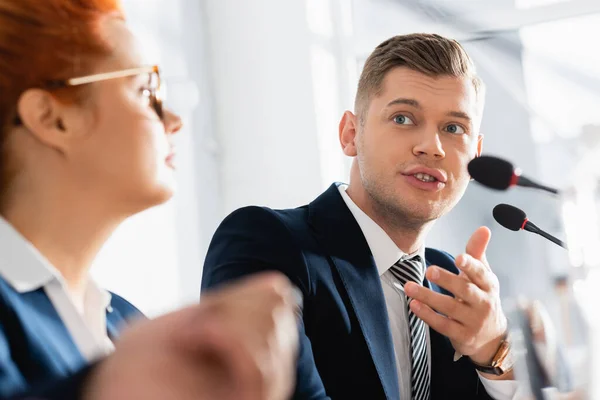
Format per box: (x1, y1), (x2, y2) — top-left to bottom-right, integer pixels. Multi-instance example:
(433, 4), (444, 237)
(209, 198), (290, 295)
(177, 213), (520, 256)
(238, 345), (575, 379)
(338, 185), (520, 399)
(0, 216), (114, 362)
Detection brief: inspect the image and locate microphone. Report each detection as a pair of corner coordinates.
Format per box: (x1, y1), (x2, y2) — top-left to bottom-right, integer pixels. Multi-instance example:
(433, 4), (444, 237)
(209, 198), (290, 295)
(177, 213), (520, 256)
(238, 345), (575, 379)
(468, 156), (559, 195)
(493, 203), (567, 249)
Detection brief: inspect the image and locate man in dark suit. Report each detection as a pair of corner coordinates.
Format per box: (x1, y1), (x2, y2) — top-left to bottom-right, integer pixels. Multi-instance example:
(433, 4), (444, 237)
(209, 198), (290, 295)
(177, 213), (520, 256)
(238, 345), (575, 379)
(202, 33), (519, 399)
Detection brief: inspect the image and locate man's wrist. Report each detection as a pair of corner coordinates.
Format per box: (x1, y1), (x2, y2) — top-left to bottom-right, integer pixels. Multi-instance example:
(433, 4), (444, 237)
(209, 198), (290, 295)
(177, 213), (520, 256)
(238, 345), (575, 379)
(479, 368), (515, 381)
(469, 334), (506, 365)
(469, 331), (515, 377)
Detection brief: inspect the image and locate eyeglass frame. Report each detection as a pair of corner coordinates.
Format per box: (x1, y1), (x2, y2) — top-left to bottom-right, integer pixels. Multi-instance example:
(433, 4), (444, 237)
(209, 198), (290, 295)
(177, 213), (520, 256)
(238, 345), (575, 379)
(13, 65), (164, 125)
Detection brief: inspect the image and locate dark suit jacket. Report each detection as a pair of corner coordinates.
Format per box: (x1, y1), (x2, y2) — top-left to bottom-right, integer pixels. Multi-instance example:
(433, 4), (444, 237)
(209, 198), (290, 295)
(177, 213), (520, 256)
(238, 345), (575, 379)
(202, 183), (493, 400)
(0, 276), (143, 398)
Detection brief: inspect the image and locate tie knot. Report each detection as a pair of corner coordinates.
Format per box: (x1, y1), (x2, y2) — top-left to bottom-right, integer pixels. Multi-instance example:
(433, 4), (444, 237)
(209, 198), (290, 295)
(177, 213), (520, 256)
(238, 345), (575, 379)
(390, 255), (424, 286)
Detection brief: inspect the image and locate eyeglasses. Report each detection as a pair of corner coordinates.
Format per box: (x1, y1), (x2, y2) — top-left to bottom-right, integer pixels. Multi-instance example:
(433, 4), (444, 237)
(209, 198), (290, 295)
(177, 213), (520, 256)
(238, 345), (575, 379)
(14, 65), (164, 125)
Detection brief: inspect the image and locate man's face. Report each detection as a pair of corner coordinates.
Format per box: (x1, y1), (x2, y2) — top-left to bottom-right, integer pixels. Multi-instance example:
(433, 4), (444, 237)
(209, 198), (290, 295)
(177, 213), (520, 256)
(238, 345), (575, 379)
(347, 66), (483, 225)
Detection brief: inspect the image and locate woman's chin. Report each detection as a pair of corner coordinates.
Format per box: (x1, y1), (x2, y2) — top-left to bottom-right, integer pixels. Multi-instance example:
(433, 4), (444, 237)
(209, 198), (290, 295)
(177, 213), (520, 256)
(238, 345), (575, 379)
(150, 184), (176, 206)
(125, 184), (176, 216)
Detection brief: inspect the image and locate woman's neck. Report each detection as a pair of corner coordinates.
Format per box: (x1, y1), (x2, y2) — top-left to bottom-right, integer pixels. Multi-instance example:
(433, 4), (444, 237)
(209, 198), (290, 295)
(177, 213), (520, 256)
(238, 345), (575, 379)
(1, 188), (122, 304)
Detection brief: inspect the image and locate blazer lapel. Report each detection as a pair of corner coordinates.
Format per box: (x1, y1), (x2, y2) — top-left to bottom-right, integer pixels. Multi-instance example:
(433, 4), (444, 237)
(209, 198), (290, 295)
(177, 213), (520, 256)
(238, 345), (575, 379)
(423, 260), (442, 293)
(106, 304), (127, 341)
(423, 249), (454, 297)
(23, 290), (87, 374)
(308, 183), (400, 400)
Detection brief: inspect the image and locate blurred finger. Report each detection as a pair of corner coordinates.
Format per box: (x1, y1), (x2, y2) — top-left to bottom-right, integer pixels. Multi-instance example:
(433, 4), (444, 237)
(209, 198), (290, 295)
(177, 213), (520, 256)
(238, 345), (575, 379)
(409, 300), (466, 340)
(404, 282), (470, 323)
(454, 254), (494, 292)
(188, 314), (263, 400)
(425, 266), (485, 304)
(465, 226), (491, 262)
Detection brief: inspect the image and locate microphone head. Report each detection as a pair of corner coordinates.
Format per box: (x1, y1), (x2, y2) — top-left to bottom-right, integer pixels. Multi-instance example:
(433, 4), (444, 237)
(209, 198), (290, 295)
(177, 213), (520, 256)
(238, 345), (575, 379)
(493, 203), (527, 231)
(468, 156), (515, 190)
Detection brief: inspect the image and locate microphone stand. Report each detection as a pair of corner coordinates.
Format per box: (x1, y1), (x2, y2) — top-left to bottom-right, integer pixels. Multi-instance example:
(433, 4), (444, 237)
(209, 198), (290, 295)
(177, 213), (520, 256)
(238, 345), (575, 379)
(516, 176), (560, 195)
(523, 221), (568, 249)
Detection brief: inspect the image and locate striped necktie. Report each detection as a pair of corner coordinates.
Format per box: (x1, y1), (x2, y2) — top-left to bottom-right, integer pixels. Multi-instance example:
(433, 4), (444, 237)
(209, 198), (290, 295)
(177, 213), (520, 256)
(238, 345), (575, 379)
(389, 255), (430, 400)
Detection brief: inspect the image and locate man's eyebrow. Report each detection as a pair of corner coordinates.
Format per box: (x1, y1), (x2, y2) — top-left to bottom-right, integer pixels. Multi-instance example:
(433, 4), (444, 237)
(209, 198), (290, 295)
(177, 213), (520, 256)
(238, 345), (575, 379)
(385, 98), (421, 109)
(447, 111), (472, 122)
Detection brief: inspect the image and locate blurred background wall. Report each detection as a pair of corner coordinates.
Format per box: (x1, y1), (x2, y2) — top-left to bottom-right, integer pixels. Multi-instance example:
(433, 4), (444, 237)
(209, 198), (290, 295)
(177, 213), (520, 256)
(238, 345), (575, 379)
(91, 0), (600, 317)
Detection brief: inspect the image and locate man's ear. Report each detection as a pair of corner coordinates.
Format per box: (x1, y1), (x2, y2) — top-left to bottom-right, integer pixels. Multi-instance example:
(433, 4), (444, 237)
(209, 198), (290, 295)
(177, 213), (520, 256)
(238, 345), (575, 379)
(468, 134), (484, 181)
(17, 89), (70, 154)
(339, 110), (359, 157)
(476, 133), (484, 157)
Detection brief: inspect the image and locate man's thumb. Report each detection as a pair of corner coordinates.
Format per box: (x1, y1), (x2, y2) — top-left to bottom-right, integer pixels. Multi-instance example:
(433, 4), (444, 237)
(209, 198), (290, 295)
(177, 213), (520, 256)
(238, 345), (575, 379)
(466, 226), (492, 261)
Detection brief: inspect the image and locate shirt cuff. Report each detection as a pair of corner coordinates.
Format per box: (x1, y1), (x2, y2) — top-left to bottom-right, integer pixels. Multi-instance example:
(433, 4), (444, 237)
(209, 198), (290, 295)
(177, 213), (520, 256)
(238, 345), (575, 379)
(478, 372), (520, 400)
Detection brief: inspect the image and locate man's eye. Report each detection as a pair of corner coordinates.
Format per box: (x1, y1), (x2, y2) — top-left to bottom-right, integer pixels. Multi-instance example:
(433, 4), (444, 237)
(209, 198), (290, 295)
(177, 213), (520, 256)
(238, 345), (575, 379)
(393, 114), (414, 125)
(445, 124), (466, 134)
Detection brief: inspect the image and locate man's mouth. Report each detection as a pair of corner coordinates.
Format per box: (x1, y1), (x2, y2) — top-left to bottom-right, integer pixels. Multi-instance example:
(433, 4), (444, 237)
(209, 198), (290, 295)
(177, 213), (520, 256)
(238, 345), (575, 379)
(412, 173), (438, 183)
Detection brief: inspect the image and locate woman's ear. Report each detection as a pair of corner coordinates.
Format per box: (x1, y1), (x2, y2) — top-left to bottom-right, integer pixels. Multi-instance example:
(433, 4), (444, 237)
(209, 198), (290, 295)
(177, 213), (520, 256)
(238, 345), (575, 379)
(17, 89), (71, 153)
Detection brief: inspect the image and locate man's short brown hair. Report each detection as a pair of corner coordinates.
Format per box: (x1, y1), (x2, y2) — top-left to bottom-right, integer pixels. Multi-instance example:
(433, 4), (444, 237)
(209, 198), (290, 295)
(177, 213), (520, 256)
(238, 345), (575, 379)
(355, 33), (484, 122)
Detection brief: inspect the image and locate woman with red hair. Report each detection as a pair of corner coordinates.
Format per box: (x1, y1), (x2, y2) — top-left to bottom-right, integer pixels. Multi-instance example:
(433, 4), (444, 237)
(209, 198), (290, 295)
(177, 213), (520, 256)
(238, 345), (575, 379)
(0, 0), (183, 396)
(0, 0), (302, 398)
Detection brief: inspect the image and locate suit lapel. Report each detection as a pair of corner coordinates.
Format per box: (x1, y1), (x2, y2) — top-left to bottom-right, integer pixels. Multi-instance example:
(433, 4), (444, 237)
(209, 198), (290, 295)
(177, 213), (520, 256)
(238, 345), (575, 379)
(23, 290), (87, 374)
(106, 304), (127, 340)
(423, 258), (443, 294)
(308, 184), (400, 400)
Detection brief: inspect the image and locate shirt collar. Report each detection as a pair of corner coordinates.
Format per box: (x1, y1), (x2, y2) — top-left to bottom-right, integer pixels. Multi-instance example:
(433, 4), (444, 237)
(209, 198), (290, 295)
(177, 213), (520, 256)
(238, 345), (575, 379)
(338, 185), (425, 276)
(0, 216), (59, 292)
(85, 279), (113, 314)
(0, 216), (112, 309)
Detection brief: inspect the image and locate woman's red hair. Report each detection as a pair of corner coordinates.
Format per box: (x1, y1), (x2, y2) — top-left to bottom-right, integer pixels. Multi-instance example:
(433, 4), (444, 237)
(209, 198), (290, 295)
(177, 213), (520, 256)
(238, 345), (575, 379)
(0, 0), (123, 197)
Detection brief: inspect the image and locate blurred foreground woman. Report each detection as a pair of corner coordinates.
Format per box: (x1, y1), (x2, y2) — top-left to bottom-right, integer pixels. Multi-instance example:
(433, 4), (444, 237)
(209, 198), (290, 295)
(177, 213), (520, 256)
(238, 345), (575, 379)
(0, 1), (298, 399)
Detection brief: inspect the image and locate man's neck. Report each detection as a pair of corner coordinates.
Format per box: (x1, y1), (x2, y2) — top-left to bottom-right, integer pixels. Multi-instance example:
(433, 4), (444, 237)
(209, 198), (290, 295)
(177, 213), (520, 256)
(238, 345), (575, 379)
(345, 184), (434, 255)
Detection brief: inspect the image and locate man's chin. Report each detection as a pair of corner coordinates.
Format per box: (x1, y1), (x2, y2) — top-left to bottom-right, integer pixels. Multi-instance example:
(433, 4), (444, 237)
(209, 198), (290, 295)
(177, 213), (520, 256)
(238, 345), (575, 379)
(378, 202), (441, 227)
(401, 192), (450, 216)
(406, 210), (440, 224)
